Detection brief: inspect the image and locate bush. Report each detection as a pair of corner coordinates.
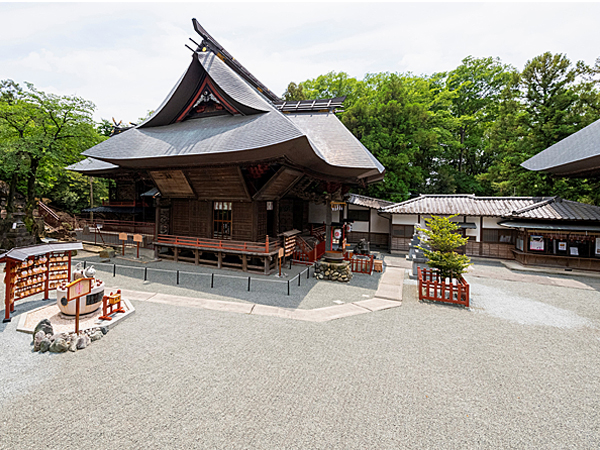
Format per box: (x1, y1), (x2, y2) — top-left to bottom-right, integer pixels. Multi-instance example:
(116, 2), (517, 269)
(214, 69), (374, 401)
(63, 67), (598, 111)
(418, 215), (472, 279)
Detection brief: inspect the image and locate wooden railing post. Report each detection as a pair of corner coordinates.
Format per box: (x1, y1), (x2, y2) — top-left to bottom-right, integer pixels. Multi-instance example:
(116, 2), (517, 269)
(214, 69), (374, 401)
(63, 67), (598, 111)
(265, 235), (269, 253)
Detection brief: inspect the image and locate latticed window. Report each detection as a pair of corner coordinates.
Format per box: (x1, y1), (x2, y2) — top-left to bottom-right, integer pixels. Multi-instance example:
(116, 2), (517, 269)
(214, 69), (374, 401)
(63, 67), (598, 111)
(482, 228), (516, 244)
(213, 202), (232, 239)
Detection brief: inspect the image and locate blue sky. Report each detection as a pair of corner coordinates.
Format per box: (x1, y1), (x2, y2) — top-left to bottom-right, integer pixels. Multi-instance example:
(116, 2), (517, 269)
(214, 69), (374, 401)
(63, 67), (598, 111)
(2, 2), (599, 122)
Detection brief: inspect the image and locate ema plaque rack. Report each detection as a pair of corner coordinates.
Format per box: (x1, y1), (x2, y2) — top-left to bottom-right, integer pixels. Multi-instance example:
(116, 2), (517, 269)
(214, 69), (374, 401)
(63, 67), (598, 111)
(1, 242), (83, 322)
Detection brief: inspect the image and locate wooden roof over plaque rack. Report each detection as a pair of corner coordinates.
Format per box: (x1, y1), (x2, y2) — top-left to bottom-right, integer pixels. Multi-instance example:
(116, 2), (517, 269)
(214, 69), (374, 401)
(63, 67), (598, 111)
(191, 18), (281, 103)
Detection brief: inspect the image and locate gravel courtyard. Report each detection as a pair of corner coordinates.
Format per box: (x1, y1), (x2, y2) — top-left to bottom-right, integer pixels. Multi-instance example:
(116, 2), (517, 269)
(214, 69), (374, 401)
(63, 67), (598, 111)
(1, 258), (599, 449)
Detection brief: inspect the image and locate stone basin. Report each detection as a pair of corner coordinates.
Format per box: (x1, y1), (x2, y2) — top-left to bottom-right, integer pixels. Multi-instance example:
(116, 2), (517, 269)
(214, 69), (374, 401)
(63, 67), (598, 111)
(323, 251), (344, 263)
(56, 280), (105, 316)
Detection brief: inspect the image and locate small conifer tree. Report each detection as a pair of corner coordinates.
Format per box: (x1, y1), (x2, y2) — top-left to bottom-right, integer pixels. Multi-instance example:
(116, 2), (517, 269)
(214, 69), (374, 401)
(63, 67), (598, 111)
(418, 215), (472, 280)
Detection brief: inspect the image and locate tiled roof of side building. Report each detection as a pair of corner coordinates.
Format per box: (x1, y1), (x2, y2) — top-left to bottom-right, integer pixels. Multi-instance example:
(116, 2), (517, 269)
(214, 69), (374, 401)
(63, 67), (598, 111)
(511, 198), (600, 221)
(381, 194), (539, 217)
(381, 194), (600, 221)
(347, 193), (395, 210)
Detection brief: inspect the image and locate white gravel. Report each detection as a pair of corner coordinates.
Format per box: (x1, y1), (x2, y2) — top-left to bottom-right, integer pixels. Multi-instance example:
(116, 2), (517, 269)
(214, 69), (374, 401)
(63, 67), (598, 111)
(1, 260), (599, 449)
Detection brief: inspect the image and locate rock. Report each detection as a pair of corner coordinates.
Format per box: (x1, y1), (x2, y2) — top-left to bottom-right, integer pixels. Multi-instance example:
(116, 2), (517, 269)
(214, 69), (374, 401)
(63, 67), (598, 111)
(49, 333), (68, 342)
(76, 334), (90, 350)
(99, 248), (115, 259)
(39, 339), (51, 353)
(33, 331), (46, 351)
(100, 326), (109, 335)
(33, 319), (53, 341)
(49, 338), (68, 353)
(90, 331), (103, 342)
(68, 337), (78, 352)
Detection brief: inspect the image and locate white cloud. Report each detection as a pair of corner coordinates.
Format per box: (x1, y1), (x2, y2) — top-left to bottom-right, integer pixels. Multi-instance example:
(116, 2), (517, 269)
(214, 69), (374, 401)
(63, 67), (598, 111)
(1, 2), (599, 122)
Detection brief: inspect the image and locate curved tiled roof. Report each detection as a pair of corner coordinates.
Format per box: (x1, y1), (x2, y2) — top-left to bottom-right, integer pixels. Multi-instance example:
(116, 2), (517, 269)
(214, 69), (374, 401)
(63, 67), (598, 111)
(78, 39), (384, 182)
(286, 113), (384, 174)
(66, 157), (120, 175)
(521, 118), (600, 176)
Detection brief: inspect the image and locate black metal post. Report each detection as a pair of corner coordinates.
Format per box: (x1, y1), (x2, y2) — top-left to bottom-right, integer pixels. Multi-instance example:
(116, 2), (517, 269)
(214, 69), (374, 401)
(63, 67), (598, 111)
(177, 270), (180, 285)
(144, 267), (147, 281)
(298, 274), (301, 286)
(307, 267), (310, 279)
(113, 264), (116, 277)
(211, 273), (214, 288)
(287, 280), (290, 296)
(247, 277), (251, 291)
(83, 260), (87, 269)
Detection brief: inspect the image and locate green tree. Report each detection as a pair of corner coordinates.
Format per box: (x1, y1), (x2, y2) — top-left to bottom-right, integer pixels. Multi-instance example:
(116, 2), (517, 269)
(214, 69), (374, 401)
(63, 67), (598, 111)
(419, 215), (472, 279)
(0, 80), (104, 235)
(282, 82), (306, 101)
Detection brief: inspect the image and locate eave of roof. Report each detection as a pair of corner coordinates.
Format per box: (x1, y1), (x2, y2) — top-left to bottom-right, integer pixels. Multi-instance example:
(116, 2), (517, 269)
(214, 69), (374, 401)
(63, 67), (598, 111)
(521, 118), (600, 176)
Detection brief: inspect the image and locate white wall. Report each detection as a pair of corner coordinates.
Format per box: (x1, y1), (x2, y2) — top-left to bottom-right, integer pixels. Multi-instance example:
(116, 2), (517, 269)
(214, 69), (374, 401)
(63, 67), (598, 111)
(392, 214), (419, 225)
(371, 210), (390, 233)
(483, 217), (504, 229)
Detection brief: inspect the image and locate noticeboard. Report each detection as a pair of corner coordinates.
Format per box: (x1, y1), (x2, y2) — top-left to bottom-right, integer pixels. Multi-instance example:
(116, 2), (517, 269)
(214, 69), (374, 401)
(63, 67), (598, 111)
(67, 277), (92, 301)
(133, 234), (143, 243)
(119, 233), (128, 241)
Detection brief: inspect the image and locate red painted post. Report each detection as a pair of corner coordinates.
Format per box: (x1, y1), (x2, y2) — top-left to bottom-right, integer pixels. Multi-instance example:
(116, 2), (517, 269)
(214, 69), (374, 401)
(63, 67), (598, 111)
(265, 235), (269, 253)
(4, 260), (12, 322)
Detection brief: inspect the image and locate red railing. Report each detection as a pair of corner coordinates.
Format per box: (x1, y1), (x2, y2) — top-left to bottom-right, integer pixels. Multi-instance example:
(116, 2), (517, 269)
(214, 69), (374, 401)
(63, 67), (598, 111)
(350, 254), (374, 274)
(156, 234), (280, 254)
(292, 237), (326, 264)
(310, 224), (326, 241)
(38, 201), (62, 228)
(417, 267), (469, 308)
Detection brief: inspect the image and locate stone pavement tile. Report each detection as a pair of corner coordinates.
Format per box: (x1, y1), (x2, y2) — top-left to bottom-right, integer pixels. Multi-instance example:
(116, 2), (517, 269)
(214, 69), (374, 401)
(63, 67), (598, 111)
(201, 299), (254, 314)
(116, 288), (157, 301)
(353, 298), (401, 311)
(374, 283), (402, 301)
(251, 304), (297, 320)
(380, 267), (405, 286)
(305, 303), (370, 322)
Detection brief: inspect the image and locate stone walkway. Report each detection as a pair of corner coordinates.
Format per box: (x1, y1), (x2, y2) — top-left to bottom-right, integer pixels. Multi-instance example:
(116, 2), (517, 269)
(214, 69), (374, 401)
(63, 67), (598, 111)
(117, 265), (403, 322)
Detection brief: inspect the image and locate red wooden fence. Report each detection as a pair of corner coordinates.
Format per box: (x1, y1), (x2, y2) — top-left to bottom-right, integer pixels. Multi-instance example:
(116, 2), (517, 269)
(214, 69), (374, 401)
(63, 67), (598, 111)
(349, 254), (374, 274)
(417, 267), (470, 307)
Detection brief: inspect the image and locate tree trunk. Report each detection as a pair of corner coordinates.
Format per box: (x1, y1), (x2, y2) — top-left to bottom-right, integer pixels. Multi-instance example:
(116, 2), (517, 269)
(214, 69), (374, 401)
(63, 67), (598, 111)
(24, 156), (41, 239)
(6, 171), (18, 214)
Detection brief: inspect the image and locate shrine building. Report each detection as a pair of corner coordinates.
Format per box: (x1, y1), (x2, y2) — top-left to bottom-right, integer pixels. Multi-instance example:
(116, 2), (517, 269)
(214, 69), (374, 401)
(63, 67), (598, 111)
(68, 20), (385, 273)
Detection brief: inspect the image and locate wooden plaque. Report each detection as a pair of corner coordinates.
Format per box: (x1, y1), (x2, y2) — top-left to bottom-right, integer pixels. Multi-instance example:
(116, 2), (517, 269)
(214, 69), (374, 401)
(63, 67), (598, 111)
(133, 234), (143, 243)
(278, 247), (284, 258)
(67, 278), (92, 301)
(119, 233), (128, 241)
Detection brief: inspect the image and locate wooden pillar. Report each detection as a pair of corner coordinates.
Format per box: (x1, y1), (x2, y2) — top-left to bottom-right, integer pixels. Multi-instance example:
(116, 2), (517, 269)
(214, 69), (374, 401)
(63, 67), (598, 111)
(4, 260), (12, 322)
(174, 247), (179, 262)
(325, 200), (332, 251)
(263, 256), (269, 275)
(194, 249), (199, 266)
(217, 251), (222, 269)
(242, 254), (248, 272)
(479, 216), (483, 256)
(154, 198), (161, 259)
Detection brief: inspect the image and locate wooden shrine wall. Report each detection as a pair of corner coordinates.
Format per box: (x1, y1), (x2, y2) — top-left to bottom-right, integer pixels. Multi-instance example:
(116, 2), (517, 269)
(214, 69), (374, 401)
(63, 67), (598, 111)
(186, 167), (250, 201)
(232, 202), (253, 241)
(255, 201), (268, 241)
(171, 199), (212, 238)
(279, 199), (294, 233)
